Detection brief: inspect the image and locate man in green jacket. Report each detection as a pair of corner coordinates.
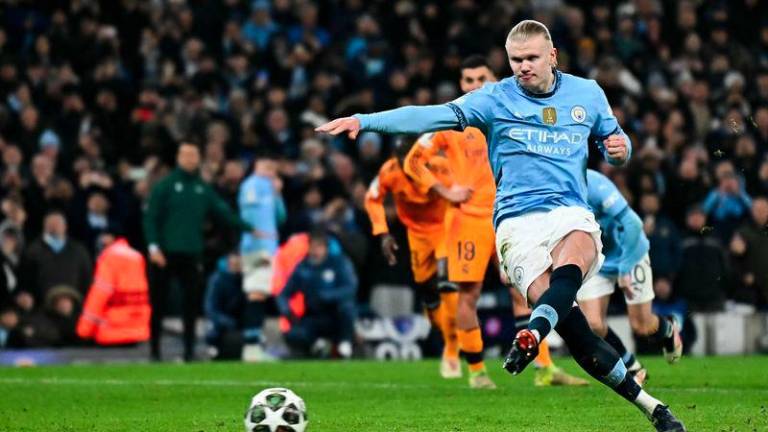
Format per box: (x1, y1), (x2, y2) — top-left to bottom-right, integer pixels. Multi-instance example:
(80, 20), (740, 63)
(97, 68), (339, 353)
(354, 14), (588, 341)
(144, 142), (255, 361)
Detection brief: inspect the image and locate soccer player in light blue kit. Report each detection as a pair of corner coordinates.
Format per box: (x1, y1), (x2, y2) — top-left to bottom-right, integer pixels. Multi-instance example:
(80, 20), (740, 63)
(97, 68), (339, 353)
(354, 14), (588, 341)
(578, 169), (683, 387)
(317, 20), (685, 432)
(239, 153), (286, 362)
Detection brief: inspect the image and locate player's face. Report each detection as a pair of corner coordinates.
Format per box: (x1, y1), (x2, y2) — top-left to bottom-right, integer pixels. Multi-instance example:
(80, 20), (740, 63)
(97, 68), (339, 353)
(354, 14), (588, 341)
(506, 34), (557, 93)
(459, 66), (497, 93)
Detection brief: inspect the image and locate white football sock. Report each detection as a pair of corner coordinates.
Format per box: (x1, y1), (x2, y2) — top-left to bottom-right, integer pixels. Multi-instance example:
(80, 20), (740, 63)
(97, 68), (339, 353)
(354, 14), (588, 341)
(634, 389), (663, 416)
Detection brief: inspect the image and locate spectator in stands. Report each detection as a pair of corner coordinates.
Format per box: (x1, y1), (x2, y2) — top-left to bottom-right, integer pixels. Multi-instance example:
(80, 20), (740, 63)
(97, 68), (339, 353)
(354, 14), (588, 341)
(22, 154), (56, 240)
(278, 229), (357, 359)
(143, 141), (255, 362)
(733, 135), (761, 195)
(757, 155), (768, 198)
(3, 284), (82, 348)
(702, 160), (753, 243)
(676, 206), (728, 311)
(43, 284), (82, 346)
(732, 197), (768, 308)
(19, 210), (92, 305)
(204, 253), (246, 360)
(728, 232), (758, 306)
(753, 106), (768, 149)
(665, 150), (710, 227)
(1, 145), (25, 193)
(0, 306), (21, 348)
(241, 0), (278, 52)
(76, 231), (151, 346)
(639, 193), (681, 284)
(71, 191), (120, 257)
(0, 224), (22, 310)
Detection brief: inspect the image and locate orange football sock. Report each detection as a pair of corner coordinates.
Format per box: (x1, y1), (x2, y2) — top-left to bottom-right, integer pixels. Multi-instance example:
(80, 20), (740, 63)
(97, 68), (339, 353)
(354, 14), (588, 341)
(534, 339), (553, 368)
(458, 327), (485, 372)
(440, 292), (459, 359)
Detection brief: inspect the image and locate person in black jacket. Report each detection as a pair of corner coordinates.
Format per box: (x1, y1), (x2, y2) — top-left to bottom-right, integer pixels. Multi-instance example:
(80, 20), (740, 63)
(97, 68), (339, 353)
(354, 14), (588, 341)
(204, 253), (247, 360)
(0, 223), (22, 310)
(18, 210), (92, 305)
(675, 206), (728, 311)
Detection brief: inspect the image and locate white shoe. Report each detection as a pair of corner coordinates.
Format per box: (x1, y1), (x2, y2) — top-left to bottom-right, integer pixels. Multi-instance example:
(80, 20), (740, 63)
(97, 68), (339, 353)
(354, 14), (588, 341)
(337, 341), (353, 359)
(242, 344), (277, 363)
(440, 356), (462, 379)
(311, 338), (331, 358)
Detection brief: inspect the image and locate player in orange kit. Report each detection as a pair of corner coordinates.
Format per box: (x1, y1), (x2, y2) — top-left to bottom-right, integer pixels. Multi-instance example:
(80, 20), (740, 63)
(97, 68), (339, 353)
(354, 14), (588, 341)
(364, 137), (460, 378)
(403, 55), (498, 389)
(405, 55), (586, 389)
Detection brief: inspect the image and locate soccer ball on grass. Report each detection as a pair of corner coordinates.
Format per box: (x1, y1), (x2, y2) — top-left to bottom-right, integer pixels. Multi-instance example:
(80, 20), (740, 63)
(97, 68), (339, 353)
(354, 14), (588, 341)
(244, 387), (308, 432)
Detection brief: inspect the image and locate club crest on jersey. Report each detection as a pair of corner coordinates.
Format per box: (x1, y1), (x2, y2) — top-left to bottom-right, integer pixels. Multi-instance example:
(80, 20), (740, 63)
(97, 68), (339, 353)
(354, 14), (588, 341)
(542, 107), (557, 125)
(571, 105), (586, 123)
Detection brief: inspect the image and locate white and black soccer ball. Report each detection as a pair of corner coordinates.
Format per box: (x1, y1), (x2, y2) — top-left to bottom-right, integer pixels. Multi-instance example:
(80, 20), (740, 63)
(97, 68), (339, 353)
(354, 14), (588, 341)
(244, 387), (308, 432)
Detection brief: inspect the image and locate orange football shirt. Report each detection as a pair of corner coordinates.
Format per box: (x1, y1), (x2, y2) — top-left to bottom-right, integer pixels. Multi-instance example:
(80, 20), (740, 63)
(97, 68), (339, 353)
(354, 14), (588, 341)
(403, 127), (495, 216)
(364, 156), (451, 235)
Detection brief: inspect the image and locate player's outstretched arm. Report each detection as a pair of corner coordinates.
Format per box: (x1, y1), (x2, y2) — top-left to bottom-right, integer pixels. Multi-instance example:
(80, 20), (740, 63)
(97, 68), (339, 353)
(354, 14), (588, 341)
(315, 104), (461, 139)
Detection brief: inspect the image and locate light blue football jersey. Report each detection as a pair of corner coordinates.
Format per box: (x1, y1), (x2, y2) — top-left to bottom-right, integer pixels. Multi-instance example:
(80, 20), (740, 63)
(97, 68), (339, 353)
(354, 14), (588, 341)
(239, 174), (281, 255)
(447, 70), (631, 227)
(586, 169), (649, 276)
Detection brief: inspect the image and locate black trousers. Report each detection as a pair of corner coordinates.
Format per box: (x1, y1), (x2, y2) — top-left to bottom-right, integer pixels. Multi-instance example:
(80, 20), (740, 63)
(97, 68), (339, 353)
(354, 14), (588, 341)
(148, 253), (203, 360)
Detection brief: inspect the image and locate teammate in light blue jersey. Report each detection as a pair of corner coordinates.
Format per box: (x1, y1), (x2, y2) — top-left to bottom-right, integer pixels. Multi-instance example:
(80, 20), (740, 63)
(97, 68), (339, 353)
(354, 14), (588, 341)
(238, 154), (286, 362)
(578, 169), (683, 387)
(239, 173), (284, 257)
(318, 19), (684, 432)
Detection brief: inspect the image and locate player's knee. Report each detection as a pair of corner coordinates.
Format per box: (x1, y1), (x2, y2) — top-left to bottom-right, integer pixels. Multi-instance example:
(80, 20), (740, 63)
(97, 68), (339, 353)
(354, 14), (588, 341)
(458, 291), (479, 310)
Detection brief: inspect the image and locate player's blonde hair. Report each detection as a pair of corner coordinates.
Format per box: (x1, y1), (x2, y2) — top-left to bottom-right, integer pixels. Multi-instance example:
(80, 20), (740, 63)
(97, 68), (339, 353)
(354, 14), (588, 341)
(506, 20), (552, 45)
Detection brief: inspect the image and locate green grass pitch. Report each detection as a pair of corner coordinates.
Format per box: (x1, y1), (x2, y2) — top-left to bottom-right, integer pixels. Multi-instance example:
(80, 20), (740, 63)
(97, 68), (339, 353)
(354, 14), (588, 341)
(0, 356), (766, 431)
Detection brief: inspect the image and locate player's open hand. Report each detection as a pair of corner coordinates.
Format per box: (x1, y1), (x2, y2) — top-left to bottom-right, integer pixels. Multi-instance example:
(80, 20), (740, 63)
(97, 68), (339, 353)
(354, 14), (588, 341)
(315, 117), (362, 139)
(604, 135), (628, 162)
(380, 233), (399, 266)
(444, 185), (473, 204)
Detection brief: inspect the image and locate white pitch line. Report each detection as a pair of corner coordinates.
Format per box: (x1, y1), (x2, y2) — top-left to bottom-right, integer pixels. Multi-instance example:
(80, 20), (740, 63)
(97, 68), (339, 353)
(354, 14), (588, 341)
(0, 377), (434, 390)
(0, 377), (766, 394)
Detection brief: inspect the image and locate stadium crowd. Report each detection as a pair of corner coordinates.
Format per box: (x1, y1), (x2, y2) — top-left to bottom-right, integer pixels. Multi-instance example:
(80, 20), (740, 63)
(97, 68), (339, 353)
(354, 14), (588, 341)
(0, 0), (767, 353)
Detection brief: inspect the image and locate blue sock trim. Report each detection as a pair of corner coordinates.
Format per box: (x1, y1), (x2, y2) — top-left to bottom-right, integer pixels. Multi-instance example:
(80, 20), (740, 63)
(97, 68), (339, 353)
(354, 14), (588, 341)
(243, 328), (263, 344)
(622, 352), (634, 366)
(603, 359), (628, 387)
(530, 304), (558, 331)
